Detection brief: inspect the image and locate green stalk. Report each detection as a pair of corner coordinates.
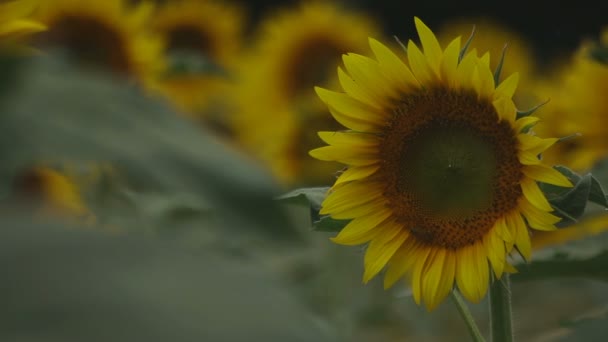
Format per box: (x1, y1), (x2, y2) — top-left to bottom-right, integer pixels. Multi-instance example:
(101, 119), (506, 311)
(451, 289), (486, 342)
(489, 274), (514, 342)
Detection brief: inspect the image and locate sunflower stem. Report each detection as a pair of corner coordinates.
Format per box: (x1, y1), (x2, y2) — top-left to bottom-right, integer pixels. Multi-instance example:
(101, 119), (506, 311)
(451, 289), (486, 342)
(489, 274), (514, 342)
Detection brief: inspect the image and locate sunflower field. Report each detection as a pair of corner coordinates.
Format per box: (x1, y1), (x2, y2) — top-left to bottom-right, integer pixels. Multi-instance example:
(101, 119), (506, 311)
(1, 0), (608, 341)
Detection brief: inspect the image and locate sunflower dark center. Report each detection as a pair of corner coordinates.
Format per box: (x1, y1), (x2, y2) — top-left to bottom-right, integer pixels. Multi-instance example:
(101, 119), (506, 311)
(38, 16), (131, 73)
(284, 37), (346, 100)
(401, 124), (497, 218)
(166, 25), (214, 58)
(379, 88), (523, 249)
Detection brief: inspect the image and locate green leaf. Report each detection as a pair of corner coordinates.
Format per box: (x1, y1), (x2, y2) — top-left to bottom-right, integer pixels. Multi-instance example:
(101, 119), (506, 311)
(538, 165), (608, 226)
(513, 219), (608, 281)
(550, 174), (592, 226)
(276, 187), (329, 210)
(313, 216), (350, 232)
(589, 175), (608, 208)
(514, 249), (608, 281)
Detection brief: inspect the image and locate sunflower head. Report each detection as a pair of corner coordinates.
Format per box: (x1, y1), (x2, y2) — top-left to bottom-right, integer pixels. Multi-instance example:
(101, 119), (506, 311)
(533, 27), (608, 171)
(310, 17), (572, 310)
(0, 0), (46, 50)
(232, 0), (380, 186)
(148, 0), (244, 114)
(31, 0), (164, 86)
(10, 166), (94, 224)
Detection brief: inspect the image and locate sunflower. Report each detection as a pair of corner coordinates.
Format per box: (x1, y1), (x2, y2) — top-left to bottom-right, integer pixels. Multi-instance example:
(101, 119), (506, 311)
(233, 1), (380, 186)
(148, 0), (244, 115)
(31, 0), (164, 86)
(436, 17), (539, 107)
(10, 166), (94, 224)
(310, 17), (572, 310)
(533, 30), (608, 171)
(0, 0), (46, 49)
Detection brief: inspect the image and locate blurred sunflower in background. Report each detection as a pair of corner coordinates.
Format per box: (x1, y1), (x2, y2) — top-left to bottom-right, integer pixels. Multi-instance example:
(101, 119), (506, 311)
(310, 17), (571, 310)
(533, 29), (608, 172)
(0, 0), (46, 50)
(149, 0), (244, 122)
(6, 166), (94, 225)
(232, 0), (381, 187)
(436, 17), (539, 107)
(31, 0), (164, 87)
(526, 28), (608, 253)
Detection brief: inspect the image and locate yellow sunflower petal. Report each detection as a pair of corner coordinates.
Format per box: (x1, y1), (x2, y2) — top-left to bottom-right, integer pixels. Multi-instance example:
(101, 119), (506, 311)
(309, 145), (379, 165)
(485, 230), (505, 278)
(455, 48), (478, 90)
(523, 164), (572, 187)
(334, 165), (380, 186)
(407, 39), (434, 85)
(475, 59), (495, 98)
(321, 182), (384, 213)
(368, 37), (419, 90)
(328, 198), (389, 220)
(383, 239), (419, 289)
(519, 150), (542, 165)
(440, 36), (461, 85)
(421, 248), (455, 311)
(492, 96), (517, 123)
(494, 216), (514, 243)
(514, 116), (540, 133)
(343, 53), (398, 102)
(414, 17), (442, 75)
(331, 209), (393, 245)
(363, 229), (409, 283)
(411, 246), (432, 305)
(518, 134), (558, 155)
(455, 245), (481, 302)
(318, 131), (380, 147)
(519, 198), (561, 231)
(337, 67), (381, 108)
(473, 242), (490, 302)
(495, 72), (519, 99)
(0, 19), (46, 37)
(521, 177), (553, 211)
(509, 212), (532, 260)
(315, 87), (386, 131)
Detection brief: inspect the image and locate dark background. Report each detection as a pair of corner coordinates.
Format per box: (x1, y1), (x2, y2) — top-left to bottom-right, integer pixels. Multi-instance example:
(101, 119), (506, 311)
(237, 0), (607, 64)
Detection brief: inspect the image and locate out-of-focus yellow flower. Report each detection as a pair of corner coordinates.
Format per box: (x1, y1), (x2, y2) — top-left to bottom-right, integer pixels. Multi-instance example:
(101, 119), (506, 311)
(310, 17), (572, 310)
(532, 215), (608, 251)
(31, 0), (164, 87)
(232, 0), (381, 186)
(534, 30), (608, 172)
(11, 166), (95, 224)
(148, 0), (244, 116)
(436, 18), (538, 107)
(0, 0), (46, 49)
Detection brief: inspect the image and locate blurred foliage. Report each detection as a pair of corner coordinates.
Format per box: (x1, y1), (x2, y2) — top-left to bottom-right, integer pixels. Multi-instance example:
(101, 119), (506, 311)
(0, 53), (297, 242)
(0, 217), (330, 342)
(0, 53), (335, 341)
